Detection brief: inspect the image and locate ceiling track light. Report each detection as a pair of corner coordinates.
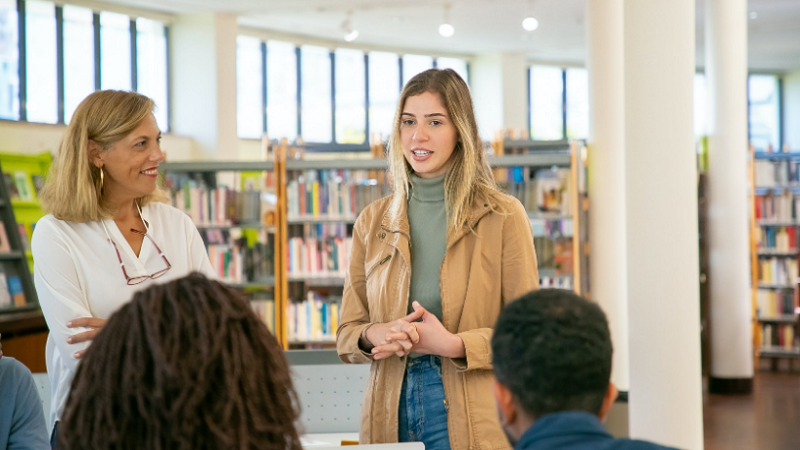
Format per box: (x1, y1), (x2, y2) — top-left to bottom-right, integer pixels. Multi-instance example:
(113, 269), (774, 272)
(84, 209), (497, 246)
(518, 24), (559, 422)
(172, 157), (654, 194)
(439, 3), (454, 37)
(522, 0), (539, 31)
(342, 10), (359, 42)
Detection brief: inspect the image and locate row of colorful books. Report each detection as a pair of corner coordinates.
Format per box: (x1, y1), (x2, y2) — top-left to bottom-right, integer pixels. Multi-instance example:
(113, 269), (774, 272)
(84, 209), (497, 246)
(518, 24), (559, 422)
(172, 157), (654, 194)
(757, 226), (797, 251)
(286, 169), (391, 220)
(499, 169), (572, 215)
(762, 323), (797, 350)
(534, 237), (574, 276)
(246, 289), (276, 334)
(757, 290), (795, 318)
(3, 171), (44, 202)
(169, 181), (275, 226)
(754, 159), (800, 187)
(758, 257), (799, 286)
(287, 223), (351, 278)
(530, 217), (573, 239)
(286, 293), (341, 342)
(201, 228), (275, 283)
(540, 275), (573, 290)
(0, 268), (25, 308)
(754, 192), (798, 222)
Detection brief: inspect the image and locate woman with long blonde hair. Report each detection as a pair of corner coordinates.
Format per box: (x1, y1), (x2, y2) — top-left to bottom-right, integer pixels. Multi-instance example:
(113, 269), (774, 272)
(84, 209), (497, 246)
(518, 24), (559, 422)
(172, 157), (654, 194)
(32, 90), (214, 448)
(337, 69), (539, 450)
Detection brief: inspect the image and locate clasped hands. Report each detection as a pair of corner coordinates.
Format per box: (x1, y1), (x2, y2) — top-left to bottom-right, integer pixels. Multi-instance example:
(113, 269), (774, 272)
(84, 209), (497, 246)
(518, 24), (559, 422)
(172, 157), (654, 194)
(365, 301), (466, 360)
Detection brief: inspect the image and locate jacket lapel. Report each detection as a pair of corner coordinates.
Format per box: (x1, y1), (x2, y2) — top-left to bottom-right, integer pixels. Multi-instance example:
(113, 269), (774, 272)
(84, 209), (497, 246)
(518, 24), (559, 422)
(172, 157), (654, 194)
(379, 198), (412, 268)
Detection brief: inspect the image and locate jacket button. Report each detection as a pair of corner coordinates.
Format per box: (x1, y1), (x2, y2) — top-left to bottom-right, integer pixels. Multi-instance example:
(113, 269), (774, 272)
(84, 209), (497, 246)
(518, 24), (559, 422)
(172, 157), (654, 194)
(484, 203), (488, 207)
(380, 232), (386, 239)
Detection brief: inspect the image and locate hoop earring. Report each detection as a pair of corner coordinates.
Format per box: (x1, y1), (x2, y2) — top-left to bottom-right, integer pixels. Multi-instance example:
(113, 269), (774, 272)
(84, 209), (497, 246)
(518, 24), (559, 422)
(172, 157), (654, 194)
(99, 168), (104, 191)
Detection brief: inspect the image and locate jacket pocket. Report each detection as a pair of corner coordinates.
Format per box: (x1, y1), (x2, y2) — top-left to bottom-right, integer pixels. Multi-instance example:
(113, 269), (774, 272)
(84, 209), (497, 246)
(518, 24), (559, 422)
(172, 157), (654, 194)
(366, 254), (392, 280)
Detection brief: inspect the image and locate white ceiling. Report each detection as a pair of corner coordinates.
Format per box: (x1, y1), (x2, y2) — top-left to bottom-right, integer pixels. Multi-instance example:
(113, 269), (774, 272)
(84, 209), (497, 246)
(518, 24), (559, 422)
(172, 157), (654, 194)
(103, 0), (800, 72)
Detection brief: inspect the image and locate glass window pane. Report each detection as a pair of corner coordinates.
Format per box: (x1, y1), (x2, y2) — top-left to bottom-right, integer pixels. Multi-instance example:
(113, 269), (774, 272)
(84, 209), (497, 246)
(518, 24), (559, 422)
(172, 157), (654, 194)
(267, 40), (297, 142)
(368, 51), (399, 141)
(566, 68), (588, 139)
(300, 45), (332, 143)
(749, 74), (780, 152)
(0, 0), (19, 120)
(530, 65), (564, 140)
(335, 48), (365, 144)
(693, 73), (706, 139)
(63, 4), (94, 124)
(402, 54), (433, 87)
(136, 18), (168, 131)
(236, 35), (263, 139)
(100, 11), (131, 91)
(436, 57), (468, 84)
(25, 0), (57, 124)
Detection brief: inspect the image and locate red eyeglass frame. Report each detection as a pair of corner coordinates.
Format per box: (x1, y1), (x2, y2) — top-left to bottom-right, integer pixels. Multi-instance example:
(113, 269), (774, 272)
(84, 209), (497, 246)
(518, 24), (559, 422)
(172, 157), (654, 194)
(109, 228), (172, 285)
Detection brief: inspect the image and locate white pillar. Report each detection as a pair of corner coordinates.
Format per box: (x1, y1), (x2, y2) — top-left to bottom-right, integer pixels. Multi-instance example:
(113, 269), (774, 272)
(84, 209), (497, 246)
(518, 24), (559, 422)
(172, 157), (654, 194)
(170, 13), (238, 160)
(471, 53), (528, 140)
(706, 0), (753, 393)
(624, 0), (704, 448)
(586, 0), (630, 393)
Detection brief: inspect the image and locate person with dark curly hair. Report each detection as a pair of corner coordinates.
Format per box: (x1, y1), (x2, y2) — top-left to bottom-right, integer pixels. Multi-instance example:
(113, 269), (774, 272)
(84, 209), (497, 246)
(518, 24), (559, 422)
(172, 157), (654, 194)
(491, 289), (679, 450)
(57, 272), (302, 450)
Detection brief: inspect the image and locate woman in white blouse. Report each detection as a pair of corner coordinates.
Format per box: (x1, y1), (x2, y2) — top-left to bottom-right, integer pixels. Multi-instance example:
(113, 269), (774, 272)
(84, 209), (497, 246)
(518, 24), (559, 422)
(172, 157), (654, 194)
(32, 90), (214, 446)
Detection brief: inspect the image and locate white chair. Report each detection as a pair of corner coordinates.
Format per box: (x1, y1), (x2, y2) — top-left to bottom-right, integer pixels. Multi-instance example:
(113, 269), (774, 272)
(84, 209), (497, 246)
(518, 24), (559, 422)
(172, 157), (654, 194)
(30, 373), (51, 431)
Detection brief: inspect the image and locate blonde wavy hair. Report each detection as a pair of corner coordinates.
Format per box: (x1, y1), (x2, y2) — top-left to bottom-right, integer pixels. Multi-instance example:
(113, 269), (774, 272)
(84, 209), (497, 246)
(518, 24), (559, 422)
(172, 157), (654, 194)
(40, 90), (168, 222)
(388, 69), (504, 235)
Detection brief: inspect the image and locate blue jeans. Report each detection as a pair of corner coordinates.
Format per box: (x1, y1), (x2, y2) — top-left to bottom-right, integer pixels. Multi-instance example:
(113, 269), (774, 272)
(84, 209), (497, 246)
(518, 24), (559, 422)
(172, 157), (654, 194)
(398, 356), (452, 450)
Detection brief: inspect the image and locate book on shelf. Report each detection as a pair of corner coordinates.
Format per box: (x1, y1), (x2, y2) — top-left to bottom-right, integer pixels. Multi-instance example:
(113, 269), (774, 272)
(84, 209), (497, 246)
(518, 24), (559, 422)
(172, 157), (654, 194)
(762, 323), (798, 350)
(246, 290), (275, 334)
(166, 175), (277, 226)
(0, 223), (10, 253)
(286, 169), (391, 220)
(758, 257), (799, 286)
(757, 226), (797, 251)
(3, 173), (18, 199)
(17, 224), (30, 251)
(286, 291), (341, 343)
(757, 289), (795, 317)
(540, 275), (573, 290)
(200, 228), (274, 283)
(498, 168), (573, 216)
(287, 223), (352, 279)
(754, 191), (799, 222)
(754, 159), (800, 187)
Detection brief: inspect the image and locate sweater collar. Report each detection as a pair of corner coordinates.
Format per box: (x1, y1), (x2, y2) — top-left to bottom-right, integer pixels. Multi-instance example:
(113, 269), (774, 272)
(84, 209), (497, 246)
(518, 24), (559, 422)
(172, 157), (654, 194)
(410, 174), (446, 202)
(516, 411), (612, 449)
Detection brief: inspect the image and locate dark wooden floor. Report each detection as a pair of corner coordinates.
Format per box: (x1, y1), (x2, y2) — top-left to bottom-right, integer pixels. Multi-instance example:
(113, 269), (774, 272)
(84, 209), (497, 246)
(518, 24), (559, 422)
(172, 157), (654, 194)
(704, 364), (800, 450)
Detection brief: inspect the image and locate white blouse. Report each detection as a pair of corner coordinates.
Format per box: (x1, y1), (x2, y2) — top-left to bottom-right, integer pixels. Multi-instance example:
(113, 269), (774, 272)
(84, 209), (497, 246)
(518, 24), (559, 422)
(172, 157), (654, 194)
(31, 202), (214, 430)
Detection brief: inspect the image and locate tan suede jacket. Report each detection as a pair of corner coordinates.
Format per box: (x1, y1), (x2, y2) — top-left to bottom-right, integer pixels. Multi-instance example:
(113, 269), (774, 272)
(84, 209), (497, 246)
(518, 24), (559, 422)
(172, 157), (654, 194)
(336, 191), (539, 450)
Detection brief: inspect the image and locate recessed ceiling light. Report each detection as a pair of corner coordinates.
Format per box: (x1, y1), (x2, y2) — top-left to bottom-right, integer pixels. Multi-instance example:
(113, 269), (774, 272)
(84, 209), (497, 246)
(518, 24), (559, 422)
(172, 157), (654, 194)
(439, 4), (454, 37)
(522, 17), (539, 31)
(344, 29), (359, 42)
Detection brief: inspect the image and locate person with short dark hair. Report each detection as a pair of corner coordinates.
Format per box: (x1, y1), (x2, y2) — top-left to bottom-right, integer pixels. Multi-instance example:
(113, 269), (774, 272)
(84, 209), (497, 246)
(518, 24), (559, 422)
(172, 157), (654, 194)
(57, 272), (302, 450)
(491, 289), (679, 450)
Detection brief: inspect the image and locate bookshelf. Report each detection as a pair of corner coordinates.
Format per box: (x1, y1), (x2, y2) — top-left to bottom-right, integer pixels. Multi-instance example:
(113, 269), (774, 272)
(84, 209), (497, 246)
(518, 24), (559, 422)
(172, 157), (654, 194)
(0, 159), (39, 315)
(161, 137), (589, 350)
(749, 147), (800, 369)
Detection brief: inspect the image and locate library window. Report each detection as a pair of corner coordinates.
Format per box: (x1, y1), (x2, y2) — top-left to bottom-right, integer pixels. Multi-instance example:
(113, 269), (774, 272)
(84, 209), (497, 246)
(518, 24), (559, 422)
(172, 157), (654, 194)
(99, 11), (131, 91)
(267, 40), (298, 141)
(136, 17), (169, 131)
(565, 68), (588, 139)
(530, 65), (564, 140)
(436, 57), (469, 84)
(334, 48), (366, 144)
(402, 54), (434, 87)
(300, 45), (332, 143)
(63, 4), (94, 124)
(25, 0), (58, 124)
(236, 35), (263, 139)
(0, 0), (19, 120)
(749, 74), (781, 152)
(368, 51), (400, 141)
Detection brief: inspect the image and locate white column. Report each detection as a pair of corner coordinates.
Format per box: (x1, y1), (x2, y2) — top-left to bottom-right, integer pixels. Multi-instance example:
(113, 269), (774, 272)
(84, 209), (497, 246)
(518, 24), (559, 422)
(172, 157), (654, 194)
(624, 0), (704, 448)
(471, 53), (528, 140)
(585, 0), (630, 393)
(706, 0), (753, 392)
(170, 13), (239, 160)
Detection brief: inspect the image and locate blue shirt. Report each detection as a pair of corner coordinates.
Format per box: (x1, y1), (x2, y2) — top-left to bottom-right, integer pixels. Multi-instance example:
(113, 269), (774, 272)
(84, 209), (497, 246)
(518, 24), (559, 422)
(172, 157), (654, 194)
(516, 411), (681, 450)
(0, 357), (49, 450)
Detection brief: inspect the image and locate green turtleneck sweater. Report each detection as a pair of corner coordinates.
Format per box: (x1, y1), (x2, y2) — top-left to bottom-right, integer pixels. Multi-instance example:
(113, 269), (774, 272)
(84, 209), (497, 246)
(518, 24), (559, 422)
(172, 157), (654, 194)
(407, 174), (447, 328)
